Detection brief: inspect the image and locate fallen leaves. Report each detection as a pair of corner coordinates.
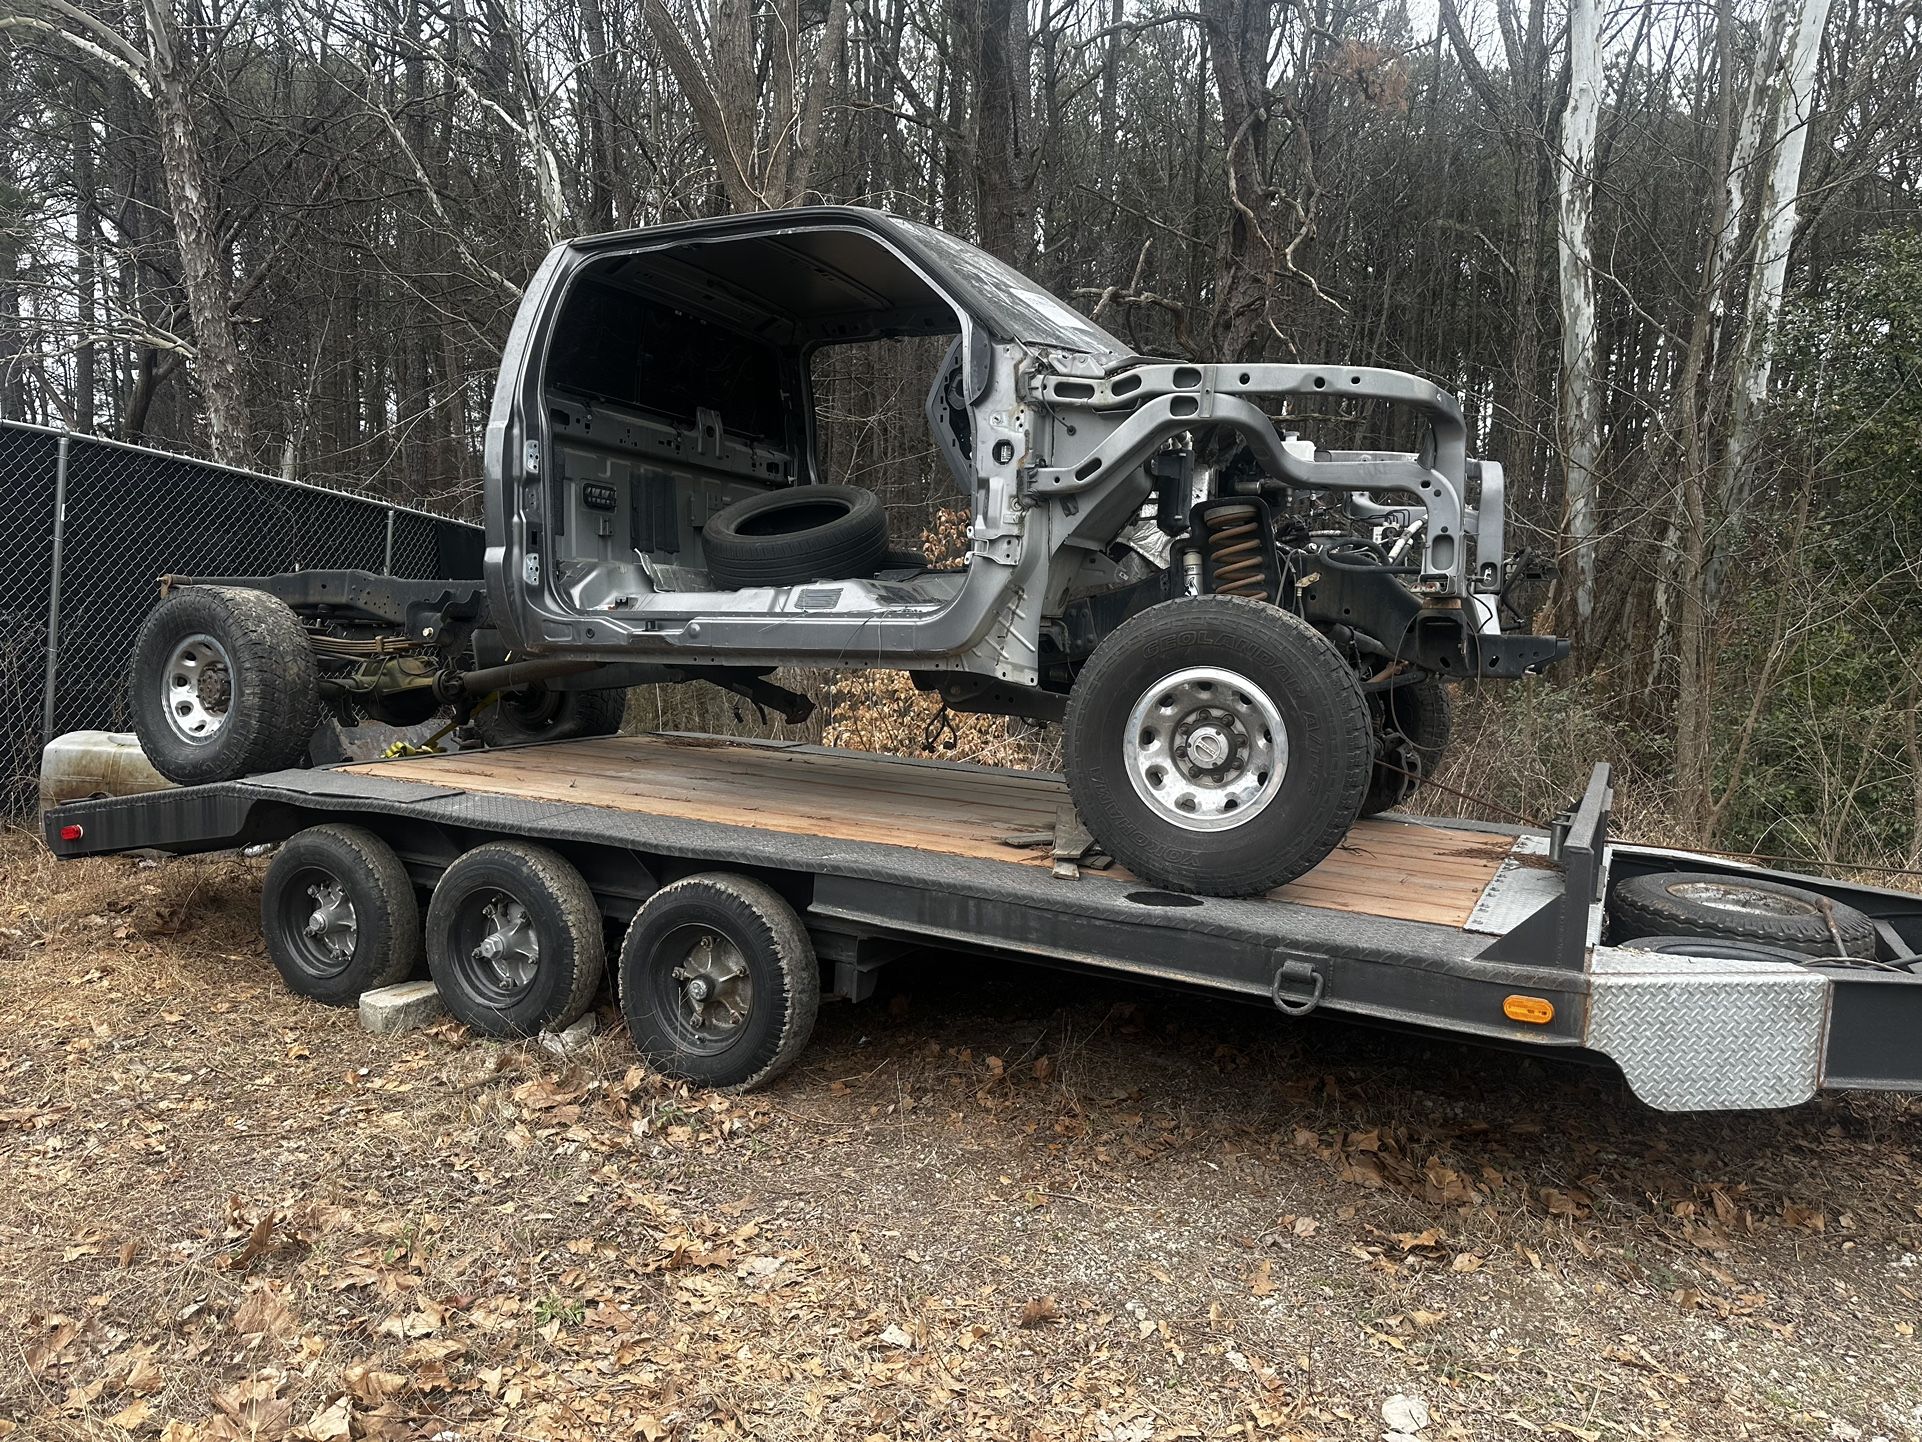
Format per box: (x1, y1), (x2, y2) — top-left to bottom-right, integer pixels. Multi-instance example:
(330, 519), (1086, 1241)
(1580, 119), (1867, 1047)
(205, 1375), (292, 1442)
(1017, 1296), (1060, 1328)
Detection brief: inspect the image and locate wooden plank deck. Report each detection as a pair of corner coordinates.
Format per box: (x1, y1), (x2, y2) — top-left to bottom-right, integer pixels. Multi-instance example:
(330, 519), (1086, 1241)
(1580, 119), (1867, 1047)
(344, 734), (1517, 928)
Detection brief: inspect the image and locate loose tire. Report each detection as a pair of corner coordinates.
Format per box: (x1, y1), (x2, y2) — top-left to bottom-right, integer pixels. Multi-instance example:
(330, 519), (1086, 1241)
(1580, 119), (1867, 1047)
(618, 873), (820, 1091)
(129, 585), (320, 785)
(261, 824), (420, 1005)
(472, 684), (625, 748)
(1064, 595), (1372, 896)
(1618, 934), (1814, 965)
(425, 842), (604, 1036)
(1360, 676), (1453, 817)
(1609, 871), (1877, 960)
(701, 484), (889, 588)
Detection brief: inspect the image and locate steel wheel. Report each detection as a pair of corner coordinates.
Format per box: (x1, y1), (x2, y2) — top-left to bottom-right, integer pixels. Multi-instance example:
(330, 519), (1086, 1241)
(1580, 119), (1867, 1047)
(1123, 665), (1288, 831)
(261, 825), (420, 1005)
(449, 889), (543, 1007)
(274, 864), (360, 979)
(161, 632), (235, 745)
(653, 923), (757, 1052)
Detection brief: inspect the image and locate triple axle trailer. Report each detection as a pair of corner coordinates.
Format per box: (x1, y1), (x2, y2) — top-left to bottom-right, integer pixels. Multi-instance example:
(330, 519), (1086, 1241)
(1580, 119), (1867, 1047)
(41, 733), (1922, 1109)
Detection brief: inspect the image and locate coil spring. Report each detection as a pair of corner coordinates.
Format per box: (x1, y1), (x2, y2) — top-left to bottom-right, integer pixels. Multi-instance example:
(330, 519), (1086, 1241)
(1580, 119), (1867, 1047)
(1200, 502), (1271, 599)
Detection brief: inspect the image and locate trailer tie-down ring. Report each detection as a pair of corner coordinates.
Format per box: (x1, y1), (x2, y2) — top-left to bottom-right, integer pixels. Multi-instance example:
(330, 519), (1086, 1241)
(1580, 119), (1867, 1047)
(1270, 956), (1325, 1016)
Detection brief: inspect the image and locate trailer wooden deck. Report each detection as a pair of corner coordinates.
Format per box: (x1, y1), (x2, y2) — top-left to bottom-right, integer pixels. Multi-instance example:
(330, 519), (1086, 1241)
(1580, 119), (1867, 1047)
(347, 734), (1515, 928)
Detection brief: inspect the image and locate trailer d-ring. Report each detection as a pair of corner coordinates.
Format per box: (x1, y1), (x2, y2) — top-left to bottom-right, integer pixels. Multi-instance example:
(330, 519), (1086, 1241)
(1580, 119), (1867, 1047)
(1270, 956), (1325, 1016)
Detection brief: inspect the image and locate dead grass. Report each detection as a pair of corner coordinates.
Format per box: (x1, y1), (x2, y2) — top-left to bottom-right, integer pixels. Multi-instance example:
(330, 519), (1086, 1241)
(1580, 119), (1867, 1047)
(2, 830), (1919, 1442)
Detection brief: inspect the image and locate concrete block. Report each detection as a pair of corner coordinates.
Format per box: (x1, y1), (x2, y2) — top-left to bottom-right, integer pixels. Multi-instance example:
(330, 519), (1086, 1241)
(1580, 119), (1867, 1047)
(359, 980), (444, 1035)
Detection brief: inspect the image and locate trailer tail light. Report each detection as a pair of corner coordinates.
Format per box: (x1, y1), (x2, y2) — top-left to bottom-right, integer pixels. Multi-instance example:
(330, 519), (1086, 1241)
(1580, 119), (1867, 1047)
(1503, 994), (1554, 1025)
(58, 823), (85, 842)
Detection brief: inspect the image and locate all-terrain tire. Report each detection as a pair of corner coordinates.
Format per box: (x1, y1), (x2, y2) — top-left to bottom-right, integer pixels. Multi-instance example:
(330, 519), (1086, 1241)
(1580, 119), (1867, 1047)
(261, 824), (422, 1005)
(471, 684), (626, 748)
(1609, 871), (1877, 959)
(129, 585), (320, 785)
(425, 842), (605, 1036)
(701, 484), (889, 588)
(1064, 595), (1372, 897)
(619, 873), (821, 1092)
(1360, 676), (1454, 817)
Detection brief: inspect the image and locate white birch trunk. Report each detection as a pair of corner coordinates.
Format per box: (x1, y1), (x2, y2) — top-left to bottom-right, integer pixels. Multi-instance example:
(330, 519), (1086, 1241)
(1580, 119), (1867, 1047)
(1720, 0), (1830, 507)
(1555, 0), (1603, 631)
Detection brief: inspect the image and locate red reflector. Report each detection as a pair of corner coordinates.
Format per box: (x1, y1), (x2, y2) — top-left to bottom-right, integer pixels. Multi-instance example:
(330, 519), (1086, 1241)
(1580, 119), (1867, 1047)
(59, 823), (84, 842)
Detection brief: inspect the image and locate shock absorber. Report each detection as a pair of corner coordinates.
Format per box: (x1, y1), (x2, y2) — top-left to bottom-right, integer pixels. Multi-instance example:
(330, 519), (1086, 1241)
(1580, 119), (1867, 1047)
(1192, 497), (1283, 602)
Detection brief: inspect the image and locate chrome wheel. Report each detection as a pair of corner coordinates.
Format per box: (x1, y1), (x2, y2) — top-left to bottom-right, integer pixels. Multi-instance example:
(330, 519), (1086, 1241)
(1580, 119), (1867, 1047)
(161, 633), (234, 745)
(1124, 666), (1287, 832)
(660, 924), (754, 1049)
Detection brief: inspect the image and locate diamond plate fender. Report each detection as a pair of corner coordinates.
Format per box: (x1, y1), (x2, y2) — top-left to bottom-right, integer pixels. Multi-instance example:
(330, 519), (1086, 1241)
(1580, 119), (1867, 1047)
(1586, 947), (1829, 1111)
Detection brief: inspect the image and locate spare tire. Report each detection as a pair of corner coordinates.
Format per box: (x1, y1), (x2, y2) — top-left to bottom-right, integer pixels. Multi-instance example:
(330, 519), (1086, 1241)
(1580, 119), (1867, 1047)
(1608, 871), (1877, 960)
(701, 484), (889, 588)
(1616, 934), (1814, 965)
(129, 585), (320, 785)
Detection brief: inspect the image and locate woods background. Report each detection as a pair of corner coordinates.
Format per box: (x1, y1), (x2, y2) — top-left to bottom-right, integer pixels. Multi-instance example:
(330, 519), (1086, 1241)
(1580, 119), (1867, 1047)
(1, 0), (1918, 869)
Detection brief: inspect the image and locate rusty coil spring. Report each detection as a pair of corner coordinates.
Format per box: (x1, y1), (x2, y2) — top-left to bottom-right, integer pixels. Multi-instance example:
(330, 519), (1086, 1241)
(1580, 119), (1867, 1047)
(1201, 502), (1270, 599)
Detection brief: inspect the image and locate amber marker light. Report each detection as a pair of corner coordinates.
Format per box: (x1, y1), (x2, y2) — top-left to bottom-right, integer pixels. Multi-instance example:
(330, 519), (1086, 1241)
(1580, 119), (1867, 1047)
(1503, 995), (1554, 1025)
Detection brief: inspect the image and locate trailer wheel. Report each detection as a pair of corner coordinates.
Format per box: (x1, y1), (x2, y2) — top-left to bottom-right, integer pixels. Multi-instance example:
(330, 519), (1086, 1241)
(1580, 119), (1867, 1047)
(261, 824), (420, 1005)
(472, 684), (625, 747)
(618, 874), (820, 1091)
(1610, 871), (1877, 960)
(129, 585), (320, 785)
(1359, 676), (1453, 817)
(425, 843), (604, 1036)
(1064, 595), (1372, 896)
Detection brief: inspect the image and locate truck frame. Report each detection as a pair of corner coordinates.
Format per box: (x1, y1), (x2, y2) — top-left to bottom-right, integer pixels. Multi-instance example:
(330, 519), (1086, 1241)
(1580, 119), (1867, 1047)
(41, 732), (1922, 1110)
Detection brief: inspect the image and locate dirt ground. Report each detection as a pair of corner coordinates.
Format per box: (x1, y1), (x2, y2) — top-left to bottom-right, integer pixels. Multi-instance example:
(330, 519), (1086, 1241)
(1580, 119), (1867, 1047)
(2, 835), (1918, 1442)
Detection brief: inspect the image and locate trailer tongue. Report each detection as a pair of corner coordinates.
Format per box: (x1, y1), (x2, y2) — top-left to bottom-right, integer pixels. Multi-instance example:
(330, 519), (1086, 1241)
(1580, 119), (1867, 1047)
(42, 734), (1922, 1109)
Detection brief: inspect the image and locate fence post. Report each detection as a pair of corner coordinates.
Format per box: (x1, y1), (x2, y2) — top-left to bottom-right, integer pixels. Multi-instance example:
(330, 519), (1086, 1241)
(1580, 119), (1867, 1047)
(41, 434), (69, 742)
(383, 507), (396, 574)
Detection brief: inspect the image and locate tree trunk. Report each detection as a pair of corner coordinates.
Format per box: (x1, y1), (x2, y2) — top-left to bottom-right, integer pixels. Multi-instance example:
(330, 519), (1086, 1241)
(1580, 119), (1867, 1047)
(138, 0), (251, 466)
(1552, 0), (1603, 644)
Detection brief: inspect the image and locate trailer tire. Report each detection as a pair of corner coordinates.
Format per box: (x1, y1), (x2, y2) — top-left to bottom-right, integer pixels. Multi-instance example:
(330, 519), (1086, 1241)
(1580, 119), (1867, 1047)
(261, 824), (420, 1006)
(1609, 871), (1877, 960)
(1064, 595), (1371, 896)
(426, 842), (604, 1036)
(701, 484), (889, 588)
(472, 684), (625, 747)
(618, 873), (820, 1091)
(1360, 676), (1452, 817)
(129, 585), (320, 785)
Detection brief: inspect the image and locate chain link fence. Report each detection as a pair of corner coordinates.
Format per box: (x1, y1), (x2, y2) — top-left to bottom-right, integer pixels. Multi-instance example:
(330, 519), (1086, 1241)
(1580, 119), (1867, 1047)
(2, 421), (482, 815)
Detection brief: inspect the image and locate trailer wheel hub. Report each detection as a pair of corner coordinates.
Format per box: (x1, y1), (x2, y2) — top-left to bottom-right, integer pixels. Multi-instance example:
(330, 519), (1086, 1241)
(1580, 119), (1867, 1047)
(668, 928), (754, 1045)
(303, 880), (357, 963)
(1124, 667), (1288, 832)
(471, 895), (540, 992)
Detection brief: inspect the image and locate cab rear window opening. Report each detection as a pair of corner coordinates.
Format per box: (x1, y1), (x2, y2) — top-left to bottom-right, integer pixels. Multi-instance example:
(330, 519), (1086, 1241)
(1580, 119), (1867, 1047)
(544, 278), (790, 444)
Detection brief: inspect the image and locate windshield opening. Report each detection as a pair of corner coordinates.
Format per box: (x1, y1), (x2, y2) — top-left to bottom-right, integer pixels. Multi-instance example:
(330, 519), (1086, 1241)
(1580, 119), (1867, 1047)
(888, 218), (1125, 358)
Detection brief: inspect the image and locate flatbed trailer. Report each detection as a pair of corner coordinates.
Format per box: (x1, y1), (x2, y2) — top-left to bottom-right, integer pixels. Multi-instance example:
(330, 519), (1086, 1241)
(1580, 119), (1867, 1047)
(40, 733), (1922, 1110)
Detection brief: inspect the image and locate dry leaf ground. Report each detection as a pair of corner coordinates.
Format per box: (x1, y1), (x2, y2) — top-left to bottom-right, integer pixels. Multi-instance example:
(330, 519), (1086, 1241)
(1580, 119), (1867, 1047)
(1, 833), (1918, 1442)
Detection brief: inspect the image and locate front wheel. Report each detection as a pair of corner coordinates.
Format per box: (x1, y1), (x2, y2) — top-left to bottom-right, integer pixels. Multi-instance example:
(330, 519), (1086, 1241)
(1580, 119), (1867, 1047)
(1063, 595), (1372, 897)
